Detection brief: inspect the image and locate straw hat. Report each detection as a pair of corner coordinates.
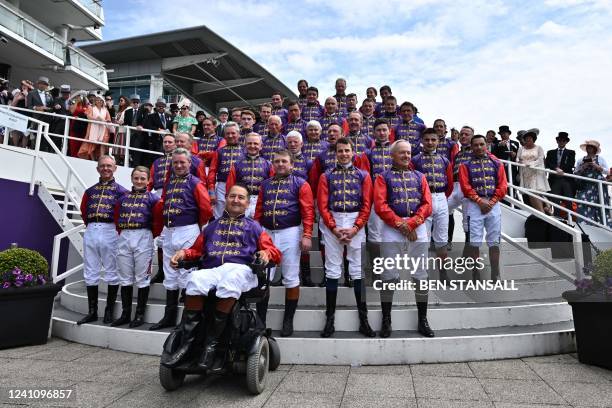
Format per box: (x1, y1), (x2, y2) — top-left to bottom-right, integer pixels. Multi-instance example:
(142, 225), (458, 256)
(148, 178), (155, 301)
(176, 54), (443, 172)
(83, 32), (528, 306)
(580, 140), (601, 154)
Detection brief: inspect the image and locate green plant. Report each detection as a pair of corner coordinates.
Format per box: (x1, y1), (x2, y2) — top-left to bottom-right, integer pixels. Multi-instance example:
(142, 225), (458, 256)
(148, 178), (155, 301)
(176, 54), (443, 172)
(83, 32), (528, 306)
(592, 249), (612, 291)
(0, 248), (49, 289)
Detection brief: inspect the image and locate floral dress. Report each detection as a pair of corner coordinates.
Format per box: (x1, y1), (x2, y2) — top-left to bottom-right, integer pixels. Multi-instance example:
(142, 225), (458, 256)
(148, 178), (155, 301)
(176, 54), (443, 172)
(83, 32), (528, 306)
(575, 155), (611, 226)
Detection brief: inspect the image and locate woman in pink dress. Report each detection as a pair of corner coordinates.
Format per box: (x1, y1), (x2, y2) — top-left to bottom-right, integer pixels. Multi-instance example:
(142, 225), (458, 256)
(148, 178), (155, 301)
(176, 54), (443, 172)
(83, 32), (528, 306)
(78, 94), (111, 161)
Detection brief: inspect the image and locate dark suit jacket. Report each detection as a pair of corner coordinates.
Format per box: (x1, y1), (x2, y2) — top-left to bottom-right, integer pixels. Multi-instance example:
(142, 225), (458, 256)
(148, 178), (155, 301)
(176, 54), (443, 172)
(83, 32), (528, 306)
(122, 107), (146, 128)
(26, 90), (53, 124)
(143, 111), (172, 152)
(545, 148), (575, 174)
(492, 139), (519, 161)
(49, 96), (71, 135)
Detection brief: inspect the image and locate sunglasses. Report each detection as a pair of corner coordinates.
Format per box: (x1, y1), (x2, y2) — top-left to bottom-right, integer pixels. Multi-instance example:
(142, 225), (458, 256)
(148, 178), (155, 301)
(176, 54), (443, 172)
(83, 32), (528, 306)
(180, 107), (188, 110)
(105, 98), (112, 101)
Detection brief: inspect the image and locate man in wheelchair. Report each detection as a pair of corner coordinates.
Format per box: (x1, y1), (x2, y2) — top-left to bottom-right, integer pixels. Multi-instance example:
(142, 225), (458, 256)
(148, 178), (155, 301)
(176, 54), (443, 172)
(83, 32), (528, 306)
(162, 183), (281, 371)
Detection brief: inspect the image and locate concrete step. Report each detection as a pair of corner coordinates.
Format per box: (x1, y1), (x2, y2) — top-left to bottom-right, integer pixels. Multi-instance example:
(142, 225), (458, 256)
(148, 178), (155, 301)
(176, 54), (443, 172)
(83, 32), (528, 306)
(51, 301), (575, 365)
(62, 281), (572, 331)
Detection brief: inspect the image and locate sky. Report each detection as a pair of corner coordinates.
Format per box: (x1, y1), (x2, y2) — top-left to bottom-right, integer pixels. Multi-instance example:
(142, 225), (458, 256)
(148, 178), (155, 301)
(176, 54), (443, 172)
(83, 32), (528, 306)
(100, 0), (612, 162)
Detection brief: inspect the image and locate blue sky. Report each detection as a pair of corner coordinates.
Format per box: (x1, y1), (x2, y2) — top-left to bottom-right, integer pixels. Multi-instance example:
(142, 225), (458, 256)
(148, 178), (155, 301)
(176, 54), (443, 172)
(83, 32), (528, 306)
(100, 0), (612, 161)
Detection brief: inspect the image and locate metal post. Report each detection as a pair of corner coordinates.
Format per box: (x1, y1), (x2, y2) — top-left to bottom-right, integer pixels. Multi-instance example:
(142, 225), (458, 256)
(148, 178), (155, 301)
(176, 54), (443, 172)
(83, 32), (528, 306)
(2, 127), (10, 146)
(62, 116), (70, 155)
(124, 127), (131, 168)
(507, 161), (514, 208)
(598, 181), (607, 227)
(29, 122), (43, 196)
(62, 171), (72, 227)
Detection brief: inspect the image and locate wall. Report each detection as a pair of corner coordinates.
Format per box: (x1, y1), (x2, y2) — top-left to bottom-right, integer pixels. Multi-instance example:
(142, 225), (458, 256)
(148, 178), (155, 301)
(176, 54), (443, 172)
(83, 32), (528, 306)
(0, 178), (68, 271)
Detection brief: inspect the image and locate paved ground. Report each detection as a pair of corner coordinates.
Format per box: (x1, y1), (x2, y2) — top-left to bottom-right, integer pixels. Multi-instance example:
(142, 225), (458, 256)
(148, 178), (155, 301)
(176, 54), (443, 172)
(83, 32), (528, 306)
(1, 338), (611, 407)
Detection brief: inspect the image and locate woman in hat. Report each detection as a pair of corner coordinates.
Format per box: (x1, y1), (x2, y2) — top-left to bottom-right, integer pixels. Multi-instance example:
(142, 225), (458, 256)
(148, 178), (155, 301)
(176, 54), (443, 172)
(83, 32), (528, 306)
(113, 95), (131, 164)
(68, 94), (89, 157)
(78, 92), (112, 161)
(574, 140), (611, 226)
(516, 128), (551, 214)
(172, 99), (197, 136)
(7, 81), (34, 147)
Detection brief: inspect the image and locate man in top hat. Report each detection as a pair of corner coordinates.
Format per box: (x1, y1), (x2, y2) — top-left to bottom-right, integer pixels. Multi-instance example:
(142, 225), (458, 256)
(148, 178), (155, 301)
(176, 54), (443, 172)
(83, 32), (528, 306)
(492, 125), (520, 192)
(123, 94), (147, 166)
(545, 132), (576, 212)
(142, 97), (172, 167)
(216, 107), (229, 137)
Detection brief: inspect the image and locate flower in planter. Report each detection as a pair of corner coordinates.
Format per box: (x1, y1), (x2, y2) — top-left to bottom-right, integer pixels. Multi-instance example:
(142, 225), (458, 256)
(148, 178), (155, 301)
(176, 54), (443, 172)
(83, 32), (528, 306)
(0, 248), (50, 289)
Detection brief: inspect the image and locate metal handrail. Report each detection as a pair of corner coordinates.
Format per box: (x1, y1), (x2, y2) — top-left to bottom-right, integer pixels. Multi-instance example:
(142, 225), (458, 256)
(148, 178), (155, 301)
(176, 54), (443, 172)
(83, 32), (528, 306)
(51, 224), (85, 283)
(502, 195), (585, 279)
(1, 105), (168, 167)
(499, 157), (611, 227)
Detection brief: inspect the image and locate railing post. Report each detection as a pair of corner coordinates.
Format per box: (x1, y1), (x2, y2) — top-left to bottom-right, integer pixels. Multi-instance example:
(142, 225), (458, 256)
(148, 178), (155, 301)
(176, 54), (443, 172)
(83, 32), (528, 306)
(124, 127), (131, 168)
(598, 181), (607, 227)
(507, 161), (515, 208)
(29, 122), (43, 196)
(2, 127), (10, 146)
(62, 171), (72, 227)
(62, 116), (70, 155)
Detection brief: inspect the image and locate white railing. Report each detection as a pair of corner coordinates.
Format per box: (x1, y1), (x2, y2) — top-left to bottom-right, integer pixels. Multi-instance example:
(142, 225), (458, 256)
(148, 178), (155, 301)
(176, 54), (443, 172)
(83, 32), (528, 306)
(65, 46), (108, 85)
(0, 105), (166, 167)
(499, 158), (612, 228)
(51, 225), (85, 283)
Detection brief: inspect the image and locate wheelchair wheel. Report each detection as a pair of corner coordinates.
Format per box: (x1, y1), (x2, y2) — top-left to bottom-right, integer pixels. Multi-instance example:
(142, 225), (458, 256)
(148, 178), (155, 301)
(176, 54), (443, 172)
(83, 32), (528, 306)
(159, 364), (185, 391)
(268, 337), (281, 371)
(246, 336), (269, 394)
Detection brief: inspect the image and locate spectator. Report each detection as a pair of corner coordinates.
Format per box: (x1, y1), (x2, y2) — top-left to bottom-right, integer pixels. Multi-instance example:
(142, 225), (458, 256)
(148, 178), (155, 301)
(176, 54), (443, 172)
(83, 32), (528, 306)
(26, 76), (54, 151)
(450, 127), (459, 142)
(113, 95), (131, 163)
(231, 107), (242, 124)
(215, 107), (229, 137)
(492, 125), (519, 187)
(574, 140), (611, 226)
(142, 98), (172, 167)
(68, 94), (88, 157)
(194, 110), (206, 138)
(78, 92), (112, 161)
(544, 132), (576, 214)
(485, 129), (498, 152)
(49, 84), (72, 151)
(172, 100), (197, 135)
(516, 128), (551, 214)
(7, 80), (33, 147)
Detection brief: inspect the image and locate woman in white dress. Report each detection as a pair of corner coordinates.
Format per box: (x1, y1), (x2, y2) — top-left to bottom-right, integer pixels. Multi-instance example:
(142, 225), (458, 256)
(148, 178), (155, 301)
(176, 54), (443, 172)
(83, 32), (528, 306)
(517, 128), (551, 214)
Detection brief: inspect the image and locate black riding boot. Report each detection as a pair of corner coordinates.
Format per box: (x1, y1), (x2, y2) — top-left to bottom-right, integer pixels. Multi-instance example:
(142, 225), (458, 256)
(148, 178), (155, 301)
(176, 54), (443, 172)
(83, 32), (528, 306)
(111, 286), (133, 327)
(300, 254), (314, 287)
(130, 286), (150, 328)
(163, 308), (203, 368)
(149, 289), (179, 330)
(77, 285), (99, 325)
(280, 299), (298, 337)
(379, 287), (394, 338)
(416, 287), (435, 337)
(320, 279), (338, 338)
(199, 310), (230, 371)
(353, 279), (375, 337)
(103, 284), (119, 324)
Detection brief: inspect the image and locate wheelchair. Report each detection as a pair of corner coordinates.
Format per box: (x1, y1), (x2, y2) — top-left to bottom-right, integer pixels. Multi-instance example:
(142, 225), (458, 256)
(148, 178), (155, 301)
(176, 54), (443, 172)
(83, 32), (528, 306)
(158, 256), (281, 395)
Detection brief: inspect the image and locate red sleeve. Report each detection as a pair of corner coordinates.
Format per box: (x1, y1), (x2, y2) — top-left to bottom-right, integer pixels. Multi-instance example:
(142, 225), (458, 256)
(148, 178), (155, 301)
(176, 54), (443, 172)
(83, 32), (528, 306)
(316, 173), (336, 230)
(113, 201), (120, 232)
(184, 233), (204, 260)
(194, 182), (213, 226)
(226, 165), (236, 193)
(80, 192), (88, 224)
(308, 158), (322, 199)
(191, 143), (198, 155)
(389, 128), (396, 143)
(354, 173), (372, 229)
(341, 119), (349, 135)
(218, 138), (227, 149)
(151, 199), (164, 238)
(450, 144), (460, 166)
(459, 164), (480, 203)
(374, 174), (403, 227)
(445, 161), (454, 197)
(207, 151), (218, 192)
(407, 175), (432, 230)
(355, 153), (370, 174)
(197, 161), (207, 186)
(147, 164), (154, 191)
(299, 182), (314, 238)
(269, 166), (275, 177)
(253, 189), (264, 222)
(491, 163), (508, 204)
(258, 231), (282, 265)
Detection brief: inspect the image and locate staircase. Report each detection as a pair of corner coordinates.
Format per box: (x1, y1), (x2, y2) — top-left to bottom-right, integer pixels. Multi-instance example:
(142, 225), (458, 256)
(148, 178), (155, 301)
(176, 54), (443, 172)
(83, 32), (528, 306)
(3, 106), (612, 364)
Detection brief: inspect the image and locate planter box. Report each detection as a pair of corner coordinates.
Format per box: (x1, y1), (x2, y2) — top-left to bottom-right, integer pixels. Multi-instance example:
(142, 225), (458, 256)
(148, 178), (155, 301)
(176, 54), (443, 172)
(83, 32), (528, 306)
(563, 290), (612, 370)
(0, 284), (62, 349)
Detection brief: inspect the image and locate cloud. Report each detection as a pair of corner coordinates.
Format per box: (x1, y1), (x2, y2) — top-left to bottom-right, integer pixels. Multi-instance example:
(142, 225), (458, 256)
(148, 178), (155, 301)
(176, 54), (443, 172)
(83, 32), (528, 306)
(100, 0), (612, 161)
